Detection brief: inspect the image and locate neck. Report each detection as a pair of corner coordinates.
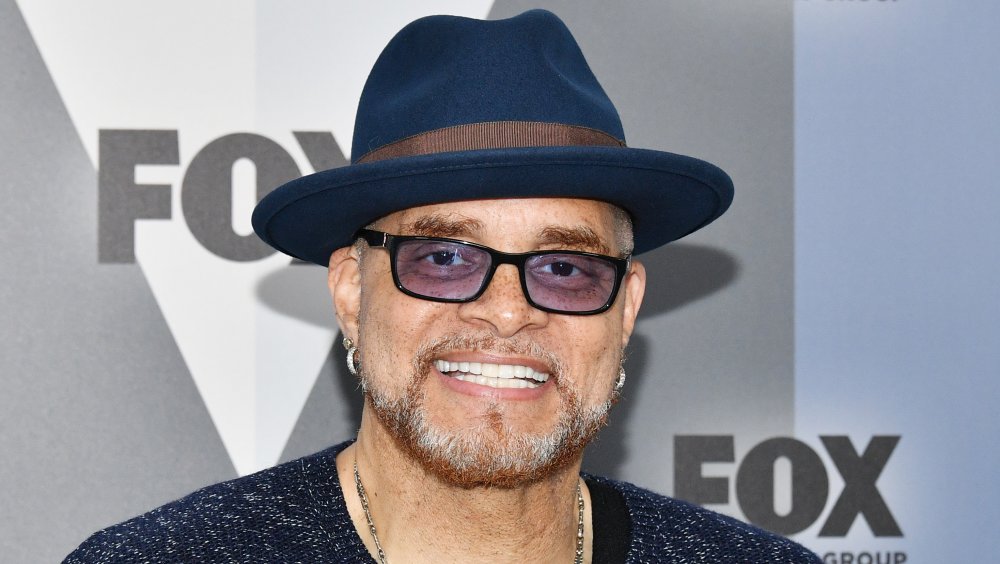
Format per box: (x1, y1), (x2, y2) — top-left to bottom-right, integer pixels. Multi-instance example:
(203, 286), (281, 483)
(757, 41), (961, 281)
(336, 409), (592, 563)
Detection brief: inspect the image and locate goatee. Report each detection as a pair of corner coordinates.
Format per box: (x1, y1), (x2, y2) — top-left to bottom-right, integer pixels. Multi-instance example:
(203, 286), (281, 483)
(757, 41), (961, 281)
(362, 334), (615, 488)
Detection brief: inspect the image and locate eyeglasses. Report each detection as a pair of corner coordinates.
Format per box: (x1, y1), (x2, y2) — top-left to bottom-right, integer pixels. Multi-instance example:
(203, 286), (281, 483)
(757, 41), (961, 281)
(356, 229), (630, 315)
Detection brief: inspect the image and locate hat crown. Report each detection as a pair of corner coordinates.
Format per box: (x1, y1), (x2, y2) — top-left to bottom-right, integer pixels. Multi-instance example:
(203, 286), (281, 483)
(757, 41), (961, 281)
(351, 9), (625, 163)
(253, 9), (733, 266)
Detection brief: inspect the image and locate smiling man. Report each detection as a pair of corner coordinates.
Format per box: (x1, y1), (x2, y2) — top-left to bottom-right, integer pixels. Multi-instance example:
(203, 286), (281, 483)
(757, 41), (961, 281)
(67, 9), (819, 563)
(339, 198), (636, 497)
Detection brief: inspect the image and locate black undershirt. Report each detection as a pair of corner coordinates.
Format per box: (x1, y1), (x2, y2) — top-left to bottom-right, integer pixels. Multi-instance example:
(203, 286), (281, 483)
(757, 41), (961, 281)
(584, 477), (631, 563)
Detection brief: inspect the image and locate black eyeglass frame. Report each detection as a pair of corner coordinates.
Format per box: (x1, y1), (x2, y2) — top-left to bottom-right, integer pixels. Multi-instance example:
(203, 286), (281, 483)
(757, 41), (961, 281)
(356, 228), (631, 315)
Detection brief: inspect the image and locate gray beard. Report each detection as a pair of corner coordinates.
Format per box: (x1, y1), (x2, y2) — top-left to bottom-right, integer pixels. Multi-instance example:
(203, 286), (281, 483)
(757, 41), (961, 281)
(361, 334), (617, 488)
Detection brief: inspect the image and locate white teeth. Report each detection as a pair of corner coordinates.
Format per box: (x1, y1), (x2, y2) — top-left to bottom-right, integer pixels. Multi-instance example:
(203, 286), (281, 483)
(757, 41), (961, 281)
(433, 359), (550, 389)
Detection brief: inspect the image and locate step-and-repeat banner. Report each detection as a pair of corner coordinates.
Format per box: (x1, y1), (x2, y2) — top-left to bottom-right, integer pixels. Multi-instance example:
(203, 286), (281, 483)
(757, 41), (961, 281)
(2, 1), (996, 561)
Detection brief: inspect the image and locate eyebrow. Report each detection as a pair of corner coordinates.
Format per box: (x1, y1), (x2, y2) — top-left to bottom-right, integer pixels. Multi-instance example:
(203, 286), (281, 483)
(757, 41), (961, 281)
(537, 226), (612, 255)
(400, 215), (485, 239)
(399, 215), (613, 255)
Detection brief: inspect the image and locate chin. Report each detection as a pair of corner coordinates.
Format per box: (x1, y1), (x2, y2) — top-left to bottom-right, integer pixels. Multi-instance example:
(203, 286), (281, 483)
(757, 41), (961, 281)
(368, 380), (612, 489)
(360, 331), (619, 487)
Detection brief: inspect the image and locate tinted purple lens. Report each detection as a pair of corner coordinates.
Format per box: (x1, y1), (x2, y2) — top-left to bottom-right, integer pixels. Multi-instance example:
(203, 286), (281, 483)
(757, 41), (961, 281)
(525, 253), (618, 312)
(393, 239), (619, 312)
(394, 239), (491, 299)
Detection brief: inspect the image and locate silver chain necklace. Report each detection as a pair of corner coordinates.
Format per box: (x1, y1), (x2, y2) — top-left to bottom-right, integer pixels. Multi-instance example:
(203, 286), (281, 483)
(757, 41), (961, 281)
(354, 462), (585, 564)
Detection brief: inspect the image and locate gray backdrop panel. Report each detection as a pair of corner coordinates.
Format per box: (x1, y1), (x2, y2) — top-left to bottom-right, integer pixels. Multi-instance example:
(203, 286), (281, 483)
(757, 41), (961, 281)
(0, 1), (235, 561)
(0, 0), (793, 559)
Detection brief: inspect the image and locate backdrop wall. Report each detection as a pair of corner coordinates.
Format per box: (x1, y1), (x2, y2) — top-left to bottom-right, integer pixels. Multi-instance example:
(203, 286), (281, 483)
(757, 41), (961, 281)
(1, 1), (996, 562)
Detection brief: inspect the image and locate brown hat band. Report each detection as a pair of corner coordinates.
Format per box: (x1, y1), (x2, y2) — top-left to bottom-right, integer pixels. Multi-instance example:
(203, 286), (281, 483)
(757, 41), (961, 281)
(356, 121), (625, 164)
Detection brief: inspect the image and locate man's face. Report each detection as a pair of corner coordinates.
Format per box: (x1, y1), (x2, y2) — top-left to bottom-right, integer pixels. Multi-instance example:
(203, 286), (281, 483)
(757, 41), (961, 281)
(334, 198), (645, 487)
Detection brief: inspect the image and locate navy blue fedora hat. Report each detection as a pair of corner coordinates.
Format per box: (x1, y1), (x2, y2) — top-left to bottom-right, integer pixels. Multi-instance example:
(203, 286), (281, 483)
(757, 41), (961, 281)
(252, 9), (733, 266)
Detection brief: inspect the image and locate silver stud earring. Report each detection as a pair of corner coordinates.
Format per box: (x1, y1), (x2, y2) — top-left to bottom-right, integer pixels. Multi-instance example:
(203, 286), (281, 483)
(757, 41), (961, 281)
(343, 337), (360, 377)
(614, 366), (626, 392)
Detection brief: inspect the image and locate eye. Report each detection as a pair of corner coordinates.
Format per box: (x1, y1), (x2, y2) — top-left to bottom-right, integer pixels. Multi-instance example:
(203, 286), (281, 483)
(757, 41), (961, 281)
(533, 255), (594, 278)
(544, 261), (578, 277)
(425, 249), (468, 266)
(527, 254), (616, 291)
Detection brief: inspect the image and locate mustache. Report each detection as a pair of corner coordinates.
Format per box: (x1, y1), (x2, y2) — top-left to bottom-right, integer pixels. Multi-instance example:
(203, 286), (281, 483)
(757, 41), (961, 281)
(413, 333), (564, 377)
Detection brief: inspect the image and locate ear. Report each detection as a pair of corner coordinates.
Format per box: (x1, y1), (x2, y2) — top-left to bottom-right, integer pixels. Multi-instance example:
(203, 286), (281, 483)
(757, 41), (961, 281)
(619, 259), (646, 348)
(328, 246), (361, 342)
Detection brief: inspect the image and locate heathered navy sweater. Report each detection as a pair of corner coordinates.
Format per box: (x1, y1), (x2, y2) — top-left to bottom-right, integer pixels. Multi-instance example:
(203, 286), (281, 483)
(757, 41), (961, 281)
(66, 441), (820, 563)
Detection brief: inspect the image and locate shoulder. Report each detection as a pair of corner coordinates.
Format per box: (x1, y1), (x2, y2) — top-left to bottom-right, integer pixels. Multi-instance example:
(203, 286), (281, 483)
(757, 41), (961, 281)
(587, 475), (821, 564)
(64, 441), (369, 563)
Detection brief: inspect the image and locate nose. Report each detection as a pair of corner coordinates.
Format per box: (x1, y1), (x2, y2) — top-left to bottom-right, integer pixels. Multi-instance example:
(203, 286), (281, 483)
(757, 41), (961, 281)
(457, 264), (548, 337)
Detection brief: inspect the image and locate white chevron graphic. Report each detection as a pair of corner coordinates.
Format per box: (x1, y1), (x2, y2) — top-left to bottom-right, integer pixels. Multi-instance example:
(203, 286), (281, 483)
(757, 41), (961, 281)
(20, 0), (494, 476)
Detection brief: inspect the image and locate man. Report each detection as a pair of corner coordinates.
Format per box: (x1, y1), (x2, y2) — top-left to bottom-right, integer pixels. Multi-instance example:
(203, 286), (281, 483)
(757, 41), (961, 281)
(68, 10), (819, 563)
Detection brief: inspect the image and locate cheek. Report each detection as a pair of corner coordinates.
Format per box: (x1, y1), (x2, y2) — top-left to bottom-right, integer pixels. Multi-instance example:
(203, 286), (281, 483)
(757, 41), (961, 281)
(358, 281), (439, 377)
(559, 317), (623, 394)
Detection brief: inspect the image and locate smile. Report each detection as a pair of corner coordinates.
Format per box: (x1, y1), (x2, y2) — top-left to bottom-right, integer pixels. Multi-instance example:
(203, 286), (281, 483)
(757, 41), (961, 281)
(434, 360), (550, 389)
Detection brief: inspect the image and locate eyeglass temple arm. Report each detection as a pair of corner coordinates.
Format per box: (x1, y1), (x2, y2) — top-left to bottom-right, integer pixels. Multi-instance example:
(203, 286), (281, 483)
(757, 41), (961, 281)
(355, 229), (388, 247)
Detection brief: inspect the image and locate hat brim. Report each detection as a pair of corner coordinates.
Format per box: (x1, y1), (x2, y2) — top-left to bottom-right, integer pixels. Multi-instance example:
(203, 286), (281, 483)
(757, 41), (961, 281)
(252, 145), (733, 266)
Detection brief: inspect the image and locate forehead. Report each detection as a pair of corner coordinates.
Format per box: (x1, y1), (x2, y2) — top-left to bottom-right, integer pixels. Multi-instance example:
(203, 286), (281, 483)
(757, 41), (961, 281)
(373, 198), (620, 253)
